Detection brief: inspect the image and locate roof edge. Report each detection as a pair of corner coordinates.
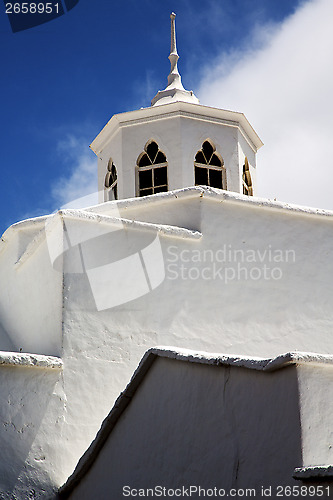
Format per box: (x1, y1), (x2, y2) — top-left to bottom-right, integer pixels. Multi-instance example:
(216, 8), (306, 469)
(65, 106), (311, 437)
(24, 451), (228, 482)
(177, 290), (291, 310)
(3, 187), (333, 252)
(294, 465), (333, 480)
(89, 101), (263, 156)
(86, 186), (333, 220)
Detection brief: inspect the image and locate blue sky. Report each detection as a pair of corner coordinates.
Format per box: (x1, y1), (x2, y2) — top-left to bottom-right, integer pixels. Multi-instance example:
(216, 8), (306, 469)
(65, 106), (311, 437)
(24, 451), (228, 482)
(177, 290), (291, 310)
(0, 0), (331, 237)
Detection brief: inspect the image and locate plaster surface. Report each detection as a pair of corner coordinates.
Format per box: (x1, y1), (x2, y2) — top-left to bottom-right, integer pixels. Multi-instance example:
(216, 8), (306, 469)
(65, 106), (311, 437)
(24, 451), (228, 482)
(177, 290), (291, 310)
(1, 187), (333, 497)
(0, 355), (63, 499)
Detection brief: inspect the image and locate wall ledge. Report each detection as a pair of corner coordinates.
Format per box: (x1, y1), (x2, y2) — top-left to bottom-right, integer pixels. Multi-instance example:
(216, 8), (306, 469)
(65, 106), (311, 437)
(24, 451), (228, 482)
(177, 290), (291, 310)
(0, 351), (63, 370)
(148, 347), (333, 372)
(294, 465), (333, 480)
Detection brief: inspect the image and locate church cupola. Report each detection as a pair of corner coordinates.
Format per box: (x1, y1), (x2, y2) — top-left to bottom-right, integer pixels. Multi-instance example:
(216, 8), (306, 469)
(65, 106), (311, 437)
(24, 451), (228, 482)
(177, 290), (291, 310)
(90, 13), (263, 204)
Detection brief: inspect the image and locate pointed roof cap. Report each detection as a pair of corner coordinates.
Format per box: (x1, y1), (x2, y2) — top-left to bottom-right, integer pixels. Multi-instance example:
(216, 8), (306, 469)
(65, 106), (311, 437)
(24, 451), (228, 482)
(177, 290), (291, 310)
(151, 13), (199, 107)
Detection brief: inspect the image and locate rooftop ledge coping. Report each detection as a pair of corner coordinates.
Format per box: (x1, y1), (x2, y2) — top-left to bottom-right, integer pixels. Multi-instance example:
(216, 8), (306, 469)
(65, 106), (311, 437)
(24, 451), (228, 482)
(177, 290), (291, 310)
(58, 347), (333, 498)
(293, 466), (333, 480)
(60, 210), (202, 241)
(13, 210), (201, 269)
(0, 351), (63, 370)
(2, 186), (333, 257)
(82, 186), (333, 219)
(143, 348), (333, 372)
(89, 101), (264, 155)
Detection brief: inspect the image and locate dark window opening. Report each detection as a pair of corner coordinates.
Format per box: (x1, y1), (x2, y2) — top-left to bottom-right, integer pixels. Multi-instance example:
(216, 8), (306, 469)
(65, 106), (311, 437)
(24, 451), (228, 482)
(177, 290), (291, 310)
(137, 141), (168, 197)
(195, 166), (208, 185)
(139, 169), (153, 189)
(242, 157), (253, 196)
(140, 188), (154, 196)
(138, 153), (151, 168)
(105, 160), (118, 200)
(209, 169), (223, 189)
(194, 140), (226, 190)
(195, 151), (206, 164)
(210, 153), (222, 167)
(155, 151), (167, 164)
(202, 140), (214, 163)
(154, 166), (167, 187)
(154, 185), (168, 194)
(146, 141), (159, 163)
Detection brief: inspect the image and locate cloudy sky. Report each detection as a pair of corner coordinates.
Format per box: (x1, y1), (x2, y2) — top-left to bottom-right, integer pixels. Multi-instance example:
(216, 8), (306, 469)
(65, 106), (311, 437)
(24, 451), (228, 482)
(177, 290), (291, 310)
(0, 0), (332, 236)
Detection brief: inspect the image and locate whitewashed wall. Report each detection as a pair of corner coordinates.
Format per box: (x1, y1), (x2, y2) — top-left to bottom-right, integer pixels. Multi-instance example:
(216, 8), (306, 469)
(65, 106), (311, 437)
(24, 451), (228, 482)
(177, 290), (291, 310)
(297, 363), (333, 466)
(0, 354), (63, 500)
(0, 187), (333, 496)
(0, 221), (63, 356)
(55, 188), (333, 484)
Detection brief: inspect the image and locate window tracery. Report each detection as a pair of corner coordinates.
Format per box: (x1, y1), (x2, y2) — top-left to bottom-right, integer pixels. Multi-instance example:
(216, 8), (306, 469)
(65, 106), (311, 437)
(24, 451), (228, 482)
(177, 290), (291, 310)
(194, 140), (226, 189)
(137, 140), (168, 196)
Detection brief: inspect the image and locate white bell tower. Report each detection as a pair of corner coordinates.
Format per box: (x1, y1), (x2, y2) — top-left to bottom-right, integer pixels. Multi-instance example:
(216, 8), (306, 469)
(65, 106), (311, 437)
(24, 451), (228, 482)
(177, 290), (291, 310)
(90, 13), (263, 203)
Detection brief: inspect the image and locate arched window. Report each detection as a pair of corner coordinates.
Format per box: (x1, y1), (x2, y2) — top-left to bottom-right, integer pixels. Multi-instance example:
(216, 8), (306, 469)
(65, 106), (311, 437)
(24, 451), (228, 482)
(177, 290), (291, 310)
(242, 157), (253, 196)
(105, 159), (118, 201)
(137, 140), (168, 197)
(194, 140), (226, 189)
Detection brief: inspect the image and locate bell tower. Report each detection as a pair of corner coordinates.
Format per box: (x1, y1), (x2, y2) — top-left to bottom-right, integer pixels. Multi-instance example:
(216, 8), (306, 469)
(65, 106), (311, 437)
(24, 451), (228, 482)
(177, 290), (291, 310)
(90, 13), (263, 203)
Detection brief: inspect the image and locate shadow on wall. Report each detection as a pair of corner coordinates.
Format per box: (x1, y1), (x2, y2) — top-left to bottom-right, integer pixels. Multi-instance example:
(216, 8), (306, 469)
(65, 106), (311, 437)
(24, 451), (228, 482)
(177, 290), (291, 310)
(0, 321), (16, 352)
(62, 358), (303, 499)
(0, 366), (62, 494)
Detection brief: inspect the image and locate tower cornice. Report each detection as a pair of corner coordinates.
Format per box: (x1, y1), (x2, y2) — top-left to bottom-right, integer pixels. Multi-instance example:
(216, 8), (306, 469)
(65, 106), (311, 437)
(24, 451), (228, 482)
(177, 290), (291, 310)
(90, 101), (264, 156)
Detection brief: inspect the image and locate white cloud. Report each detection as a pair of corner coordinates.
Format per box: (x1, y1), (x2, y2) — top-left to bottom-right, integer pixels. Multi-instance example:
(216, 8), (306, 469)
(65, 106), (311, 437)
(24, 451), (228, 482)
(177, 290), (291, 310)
(197, 0), (333, 210)
(52, 135), (98, 209)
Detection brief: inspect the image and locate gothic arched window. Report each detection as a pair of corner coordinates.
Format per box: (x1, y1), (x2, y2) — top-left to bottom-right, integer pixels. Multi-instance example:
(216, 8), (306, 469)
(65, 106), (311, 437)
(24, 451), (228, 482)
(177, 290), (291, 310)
(137, 140), (168, 197)
(194, 140), (226, 189)
(105, 159), (118, 201)
(242, 157), (253, 196)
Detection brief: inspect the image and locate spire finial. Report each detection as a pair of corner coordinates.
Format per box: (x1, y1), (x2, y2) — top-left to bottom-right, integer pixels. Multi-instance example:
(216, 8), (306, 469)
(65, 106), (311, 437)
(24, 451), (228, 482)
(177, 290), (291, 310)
(151, 13), (199, 107)
(170, 12), (177, 55)
(167, 12), (182, 90)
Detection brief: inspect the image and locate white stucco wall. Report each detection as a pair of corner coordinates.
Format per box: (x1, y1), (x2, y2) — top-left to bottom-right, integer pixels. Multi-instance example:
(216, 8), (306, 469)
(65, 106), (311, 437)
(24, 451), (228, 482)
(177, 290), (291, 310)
(0, 353), (63, 499)
(82, 188), (333, 359)
(0, 220), (63, 356)
(56, 188), (333, 485)
(297, 363), (333, 467)
(1, 187), (333, 497)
